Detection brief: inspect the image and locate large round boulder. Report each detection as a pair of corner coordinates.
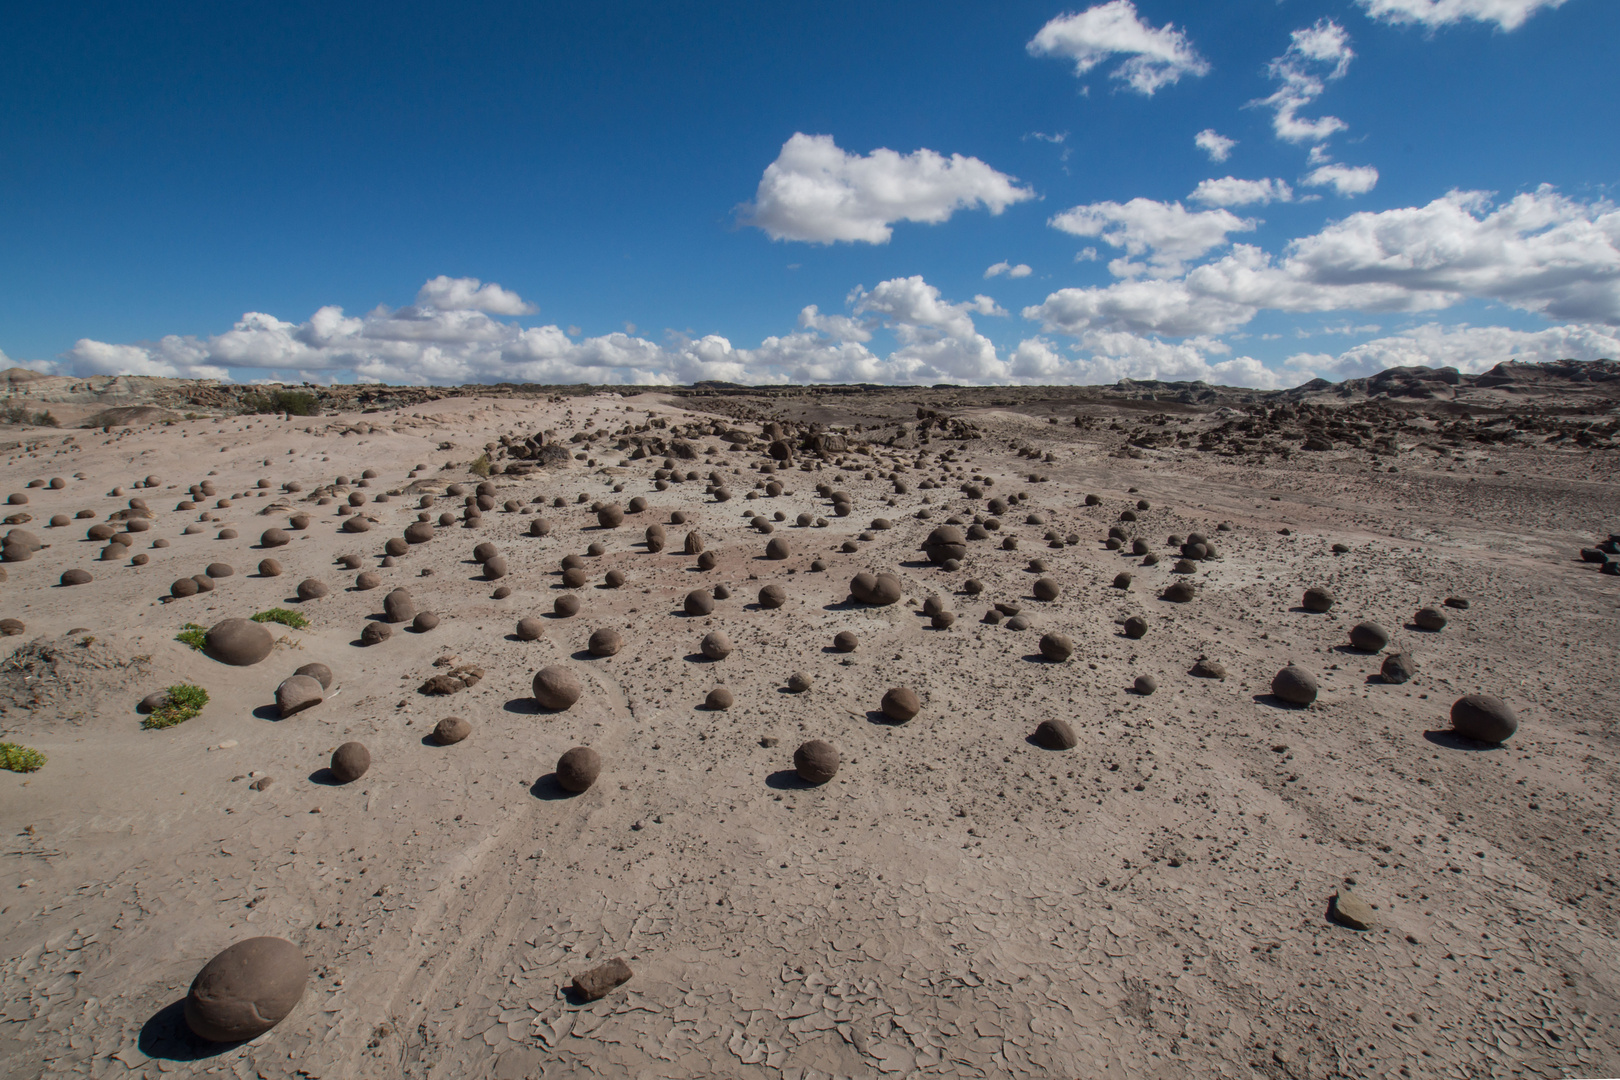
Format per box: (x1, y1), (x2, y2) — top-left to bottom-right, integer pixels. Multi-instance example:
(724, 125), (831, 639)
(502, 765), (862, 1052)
(275, 675), (324, 717)
(1032, 578), (1059, 602)
(684, 589), (714, 616)
(260, 529), (290, 548)
(330, 742), (370, 782)
(880, 687), (920, 723)
(296, 579), (329, 601)
(533, 666), (582, 711)
(1380, 652), (1417, 684)
(1271, 665), (1318, 706)
(793, 740), (839, 785)
(556, 746), (601, 793)
(1302, 587), (1334, 613)
(1031, 719), (1078, 750)
(1039, 633), (1074, 662)
(596, 504), (624, 528)
(382, 589), (416, 623)
(1348, 621), (1391, 653)
(699, 631), (732, 660)
(404, 521), (434, 544)
(433, 716), (471, 745)
(1451, 694), (1518, 743)
(587, 628), (622, 656)
(203, 619), (275, 666)
(922, 526), (967, 565)
(183, 937), (308, 1043)
(850, 572), (901, 606)
(1413, 607), (1447, 631)
(295, 662), (333, 689)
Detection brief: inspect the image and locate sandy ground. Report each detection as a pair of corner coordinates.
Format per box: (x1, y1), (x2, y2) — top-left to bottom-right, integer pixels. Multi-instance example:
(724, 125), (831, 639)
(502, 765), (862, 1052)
(0, 393), (1617, 1080)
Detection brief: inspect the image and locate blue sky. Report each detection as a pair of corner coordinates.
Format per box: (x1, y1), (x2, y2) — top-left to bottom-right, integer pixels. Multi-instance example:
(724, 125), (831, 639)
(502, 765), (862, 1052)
(1, 0), (1616, 388)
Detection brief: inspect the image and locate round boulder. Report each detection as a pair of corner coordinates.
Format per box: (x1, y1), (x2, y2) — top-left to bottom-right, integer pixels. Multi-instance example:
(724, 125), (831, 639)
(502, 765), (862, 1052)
(553, 594), (580, 618)
(1380, 652), (1417, 684)
(700, 631), (732, 660)
(793, 740), (839, 785)
(1134, 674), (1157, 695)
(60, 569), (92, 586)
(382, 589), (416, 623)
(765, 537), (790, 560)
(170, 577), (200, 599)
(296, 579), (329, 601)
(587, 628), (622, 656)
(258, 559), (283, 577)
(482, 556), (508, 580)
(1451, 694), (1518, 743)
(1271, 665), (1318, 706)
(1032, 578), (1059, 602)
(1302, 587), (1335, 613)
(275, 675), (324, 717)
(360, 622), (391, 646)
(1348, 621), (1391, 653)
(880, 687), (920, 723)
(515, 617), (544, 641)
(1123, 616), (1148, 640)
(330, 742), (370, 782)
(556, 746), (601, 793)
(922, 526), (967, 565)
(1031, 719), (1078, 751)
(412, 611), (439, 632)
(596, 504), (624, 528)
(533, 666), (582, 711)
(433, 716), (471, 745)
(833, 630), (858, 653)
(1039, 633), (1074, 662)
(295, 662), (333, 689)
(203, 619), (275, 666)
(260, 529), (290, 548)
(705, 686), (734, 710)
(1413, 607), (1447, 631)
(183, 937), (307, 1043)
(684, 589), (714, 616)
(404, 521), (434, 544)
(758, 584), (786, 609)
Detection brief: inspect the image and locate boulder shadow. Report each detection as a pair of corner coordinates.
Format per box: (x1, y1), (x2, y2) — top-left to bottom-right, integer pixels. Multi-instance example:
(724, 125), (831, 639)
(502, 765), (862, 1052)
(897, 558), (934, 569)
(503, 697), (542, 715)
(569, 649), (601, 661)
(1404, 623), (1441, 633)
(1332, 644), (1375, 655)
(307, 768), (341, 785)
(251, 703), (283, 722)
(683, 652), (717, 664)
(865, 709), (906, 726)
(531, 773), (577, 800)
(765, 769), (812, 791)
(1252, 693), (1307, 710)
(1287, 606), (1322, 614)
(137, 999), (241, 1062)
(822, 599), (861, 611)
(419, 734), (442, 748)
(1423, 729), (1503, 752)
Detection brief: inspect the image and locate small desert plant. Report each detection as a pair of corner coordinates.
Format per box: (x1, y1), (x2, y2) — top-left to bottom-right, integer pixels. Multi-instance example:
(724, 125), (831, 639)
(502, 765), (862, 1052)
(143, 684), (209, 729)
(469, 453), (492, 477)
(175, 623), (207, 650)
(251, 608), (309, 630)
(241, 389), (319, 416)
(0, 743), (46, 772)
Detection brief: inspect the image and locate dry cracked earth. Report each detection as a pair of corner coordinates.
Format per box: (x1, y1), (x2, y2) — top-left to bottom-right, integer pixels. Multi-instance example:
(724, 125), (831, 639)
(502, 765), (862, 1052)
(0, 391), (1617, 1080)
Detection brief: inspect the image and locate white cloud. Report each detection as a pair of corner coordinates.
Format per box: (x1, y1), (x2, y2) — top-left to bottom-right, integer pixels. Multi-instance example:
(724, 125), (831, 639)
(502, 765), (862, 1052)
(1304, 163), (1379, 196)
(740, 133), (1034, 245)
(1355, 0), (1569, 31)
(1190, 176), (1294, 207)
(1003, 330), (1284, 388)
(415, 275), (537, 315)
(985, 261), (1034, 279)
(1195, 129), (1236, 163)
(0, 349), (58, 375)
(797, 304), (872, 343)
(1256, 19), (1354, 144)
(852, 276), (1010, 381)
(1049, 198), (1256, 276)
(1028, 0), (1210, 96)
(1286, 322), (1620, 380)
(1023, 279), (1258, 337)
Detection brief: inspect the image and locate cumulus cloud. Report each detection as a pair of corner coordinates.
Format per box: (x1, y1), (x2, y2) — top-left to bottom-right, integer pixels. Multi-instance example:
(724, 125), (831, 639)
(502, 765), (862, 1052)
(739, 133), (1034, 245)
(1049, 198), (1256, 276)
(1190, 177), (1294, 208)
(0, 348), (60, 375)
(1355, 0), (1569, 30)
(1256, 19), (1354, 144)
(1023, 278), (1259, 337)
(1004, 331), (1284, 388)
(985, 261), (1034, 279)
(1195, 129), (1235, 163)
(1285, 321), (1620, 380)
(1027, 0), (1210, 96)
(852, 276), (1010, 381)
(1303, 163), (1379, 196)
(414, 275), (537, 315)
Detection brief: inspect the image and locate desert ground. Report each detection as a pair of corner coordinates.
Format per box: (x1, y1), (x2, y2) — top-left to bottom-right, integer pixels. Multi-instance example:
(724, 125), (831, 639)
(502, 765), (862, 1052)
(0, 375), (1617, 1079)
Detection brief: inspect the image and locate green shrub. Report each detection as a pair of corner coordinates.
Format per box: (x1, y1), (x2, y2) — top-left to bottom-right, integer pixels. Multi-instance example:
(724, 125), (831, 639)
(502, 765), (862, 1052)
(0, 743), (46, 772)
(470, 453), (492, 477)
(251, 608), (309, 630)
(241, 389), (319, 416)
(175, 623), (207, 650)
(143, 684), (209, 729)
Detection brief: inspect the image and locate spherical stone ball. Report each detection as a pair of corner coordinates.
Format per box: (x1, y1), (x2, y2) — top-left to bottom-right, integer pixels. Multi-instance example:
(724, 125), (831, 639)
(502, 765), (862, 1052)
(515, 617), (544, 641)
(868, 573), (902, 606)
(930, 611), (956, 630)
(288, 513), (310, 530)
(275, 674), (324, 717)
(533, 666), (582, 710)
(553, 594), (581, 618)
(438, 512), (456, 527)
(1105, 538), (1122, 551)
(561, 567), (589, 589)
(295, 662), (333, 690)
(556, 746), (601, 793)
(604, 569), (626, 589)
(922, 526), (967, 565)
(1451, 694), (1518, 743)
(644, 525), (666, 552)
(85, 523), (115, 542)
(99, 545), (122, 562)
(1380, 652), (1417, 684)
(765, 537), (790, 560)
(712, 584), (732, 600)
(881, 687), (920, 722)
(1348, 621), (1390, 653)
(1039, 633), (1074, 662)
(700, 631), (732, 660)
(258, 559), (283, 577)
(560, 553), (584, 571)
(922, 594), (948, 617)
(962, 579), (984, 597)
(330, 742), (370, 783)
(1414, 607), (1447, 631)
(472, 541), (499, 564)
(1032, 719), (1078, 751)
(261, 528), (291, 548)
(1005, 615), (1030, 631)
(433, 716), (471, 745)
(382, 589), (415, 623)
(360, 622), (391, 646)
(203, 618), (274, 666)
(297, 578), (329, 601)
(341, 516), (370, 533)
(0, 618), (25, 636)
(183, 936), (308, 1043)
(696, 551), (718, 571)
(1123, 616), (1148, 640)
(832, 630), (858, 653)
(192, 574), (215, 593)
(588, 628), (622, 656)
(49, 514), (70, 528)
(482, 556), (508, 580)
(1301, 587), (1336, 613)
(384, 537), (408, 558)
(1032, 578), (1059, 602)
(685, 589), (714, 616)
(683, 530), (704, 555)
(1163, 581), (1195, 603)
(412, 611), (439, 632)
(528, 518), (552, 538)
(794, 739), (839, 785)
(758, 584), (786, 609)
(171, 577), (200, 599)
(54, 567), (92, 587)
(1271, 665), (1318, 706)
(627, 496), (647, 513)
(596, 504), (624, 528)
(1134, 674), (1158, 695)
(785, 671), (811, 694)
(705, 686), (734, 710)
